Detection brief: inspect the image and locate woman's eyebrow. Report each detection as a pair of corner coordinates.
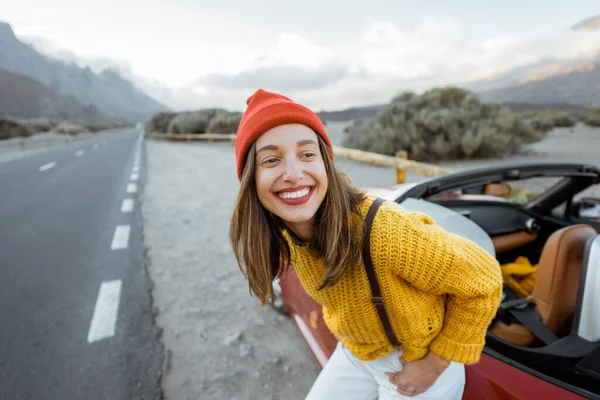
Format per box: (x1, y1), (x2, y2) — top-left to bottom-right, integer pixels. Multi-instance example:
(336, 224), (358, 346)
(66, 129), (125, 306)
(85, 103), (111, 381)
(297, 139), (317, 146)
(256, 144), (278, 154)
(257, 140), (317, 154)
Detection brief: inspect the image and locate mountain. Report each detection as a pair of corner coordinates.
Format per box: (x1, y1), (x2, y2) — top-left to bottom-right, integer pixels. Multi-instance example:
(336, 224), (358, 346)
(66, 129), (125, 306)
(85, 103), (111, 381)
(474, 61), (600, 107)
(0, 21), (169, 122)
(0, 69), (121, 125)
(469, 15), (600, 108)
(571, 15), (600, 31)
(21, 34), (207, 112)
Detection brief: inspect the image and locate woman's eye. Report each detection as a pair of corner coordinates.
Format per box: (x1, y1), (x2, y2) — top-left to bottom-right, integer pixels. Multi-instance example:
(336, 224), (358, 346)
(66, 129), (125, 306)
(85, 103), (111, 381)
(263, 157), (278, 165)
(302, 152), (316, 158)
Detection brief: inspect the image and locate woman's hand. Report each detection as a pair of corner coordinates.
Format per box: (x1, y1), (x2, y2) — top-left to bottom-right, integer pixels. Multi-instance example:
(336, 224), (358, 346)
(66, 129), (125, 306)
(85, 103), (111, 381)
(387, 351), (450, 396)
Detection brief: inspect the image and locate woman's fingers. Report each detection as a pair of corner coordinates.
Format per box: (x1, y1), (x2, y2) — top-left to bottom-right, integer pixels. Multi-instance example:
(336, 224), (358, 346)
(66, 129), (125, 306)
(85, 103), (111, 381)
(388, 372), (418, 394)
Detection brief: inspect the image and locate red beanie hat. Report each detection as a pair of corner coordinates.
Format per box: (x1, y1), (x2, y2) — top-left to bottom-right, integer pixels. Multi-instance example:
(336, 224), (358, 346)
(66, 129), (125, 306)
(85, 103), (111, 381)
(234, 89), (333, 180)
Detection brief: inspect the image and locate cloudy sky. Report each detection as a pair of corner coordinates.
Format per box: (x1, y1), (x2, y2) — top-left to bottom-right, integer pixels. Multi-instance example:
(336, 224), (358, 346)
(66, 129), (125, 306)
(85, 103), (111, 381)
(2, 0), (600, 111)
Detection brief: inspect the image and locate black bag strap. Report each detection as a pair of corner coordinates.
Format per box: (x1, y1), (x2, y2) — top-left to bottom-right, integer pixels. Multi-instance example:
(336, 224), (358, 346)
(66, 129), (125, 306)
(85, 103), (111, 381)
(363, 197), (400, 347)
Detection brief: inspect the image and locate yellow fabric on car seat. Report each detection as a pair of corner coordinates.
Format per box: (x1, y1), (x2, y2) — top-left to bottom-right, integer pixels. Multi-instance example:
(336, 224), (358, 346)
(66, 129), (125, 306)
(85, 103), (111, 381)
(500, 256), (538, 298)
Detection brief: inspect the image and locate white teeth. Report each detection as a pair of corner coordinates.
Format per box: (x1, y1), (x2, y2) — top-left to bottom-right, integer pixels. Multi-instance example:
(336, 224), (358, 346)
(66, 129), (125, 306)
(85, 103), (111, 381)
(277, 188), (311, 200)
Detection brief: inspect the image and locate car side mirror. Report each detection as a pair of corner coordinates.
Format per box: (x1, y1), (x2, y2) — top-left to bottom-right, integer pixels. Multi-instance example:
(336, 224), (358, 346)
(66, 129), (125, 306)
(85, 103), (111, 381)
(484, 183), (511, 196)
(577, 197), (600, 220)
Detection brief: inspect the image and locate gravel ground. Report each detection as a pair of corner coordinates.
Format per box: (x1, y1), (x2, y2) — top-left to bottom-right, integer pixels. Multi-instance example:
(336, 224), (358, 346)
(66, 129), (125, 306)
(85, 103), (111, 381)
(141, 140), (321, 400)
(141, 122), (600, 400)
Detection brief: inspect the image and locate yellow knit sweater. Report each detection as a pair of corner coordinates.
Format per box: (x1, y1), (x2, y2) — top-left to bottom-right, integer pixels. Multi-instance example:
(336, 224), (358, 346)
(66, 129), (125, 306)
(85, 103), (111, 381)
(285, 194), (503, 365)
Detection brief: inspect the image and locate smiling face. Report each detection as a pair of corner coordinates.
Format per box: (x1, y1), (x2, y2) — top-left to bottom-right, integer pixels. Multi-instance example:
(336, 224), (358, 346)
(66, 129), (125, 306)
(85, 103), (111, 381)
(254, 124), (329, 240)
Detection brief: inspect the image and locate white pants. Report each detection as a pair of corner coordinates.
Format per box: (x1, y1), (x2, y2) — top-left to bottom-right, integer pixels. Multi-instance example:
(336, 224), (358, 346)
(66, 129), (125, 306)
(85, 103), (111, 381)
(305, 342), (465, 400)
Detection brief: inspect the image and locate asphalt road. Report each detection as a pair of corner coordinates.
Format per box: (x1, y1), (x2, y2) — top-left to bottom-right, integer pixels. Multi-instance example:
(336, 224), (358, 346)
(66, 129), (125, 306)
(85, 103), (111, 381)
(0, 130), (163, 400)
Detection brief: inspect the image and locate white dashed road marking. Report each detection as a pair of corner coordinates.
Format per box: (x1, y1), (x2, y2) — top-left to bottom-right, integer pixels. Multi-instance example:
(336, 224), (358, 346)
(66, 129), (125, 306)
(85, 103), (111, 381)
(133, 166), (140, 172)
(130, 173), (139, 181)
(110, 225), (131, 250)
(87, 280), (122, 343)
(121, 199), (134, 213)
(93, 144), (99, 150)
(39, 162), (56, 171)
(126, 183), (137, 193)
(76, 150), (85, 156)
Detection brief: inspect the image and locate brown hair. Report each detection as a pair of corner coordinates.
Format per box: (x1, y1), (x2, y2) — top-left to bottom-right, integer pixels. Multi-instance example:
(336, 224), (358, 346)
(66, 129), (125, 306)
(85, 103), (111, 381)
(229, 135), (366, 306)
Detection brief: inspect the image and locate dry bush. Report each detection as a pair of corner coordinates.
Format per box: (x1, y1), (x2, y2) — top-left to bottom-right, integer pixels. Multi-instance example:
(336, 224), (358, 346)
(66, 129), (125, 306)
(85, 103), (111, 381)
(343, 87), (547, 161)
(206, 112), (242, 133)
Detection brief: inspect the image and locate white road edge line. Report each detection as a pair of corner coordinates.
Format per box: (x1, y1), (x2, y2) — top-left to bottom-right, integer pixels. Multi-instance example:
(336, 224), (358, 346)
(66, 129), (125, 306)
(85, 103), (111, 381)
(132, 166), (140, 172)
(130, 173), (139, 181)
(111, 225), (131, 250)
(76, 150), (85, 156)
(39, 162), (56, 171)
(87, 280), (122, 343)
(126, 183), (137, 193)
(121, 198), (134, 213)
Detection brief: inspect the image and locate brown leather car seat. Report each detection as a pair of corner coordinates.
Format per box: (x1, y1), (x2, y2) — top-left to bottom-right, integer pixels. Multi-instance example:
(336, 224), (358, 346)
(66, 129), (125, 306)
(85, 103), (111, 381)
(491, 224), (597, 346)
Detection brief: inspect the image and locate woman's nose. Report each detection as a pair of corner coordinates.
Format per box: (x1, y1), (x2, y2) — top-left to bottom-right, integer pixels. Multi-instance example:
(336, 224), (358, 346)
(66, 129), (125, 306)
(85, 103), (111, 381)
(283, 159), (303, 182)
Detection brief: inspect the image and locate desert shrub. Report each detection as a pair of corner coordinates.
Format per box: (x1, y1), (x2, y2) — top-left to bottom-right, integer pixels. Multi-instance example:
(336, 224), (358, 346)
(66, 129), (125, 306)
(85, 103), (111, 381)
(548, 112), (576, 127)
(343, 87), (547, 161)
(167, 109), (229, 134)
(145, 112), (178, 133)
(207, 112), (243, 133)
(0, 117), (32, 140)
(525, 110), (576, 128)
(51, 122), (90, 135)
(17, 117), (58, 133)
(583, 115), (600, 127)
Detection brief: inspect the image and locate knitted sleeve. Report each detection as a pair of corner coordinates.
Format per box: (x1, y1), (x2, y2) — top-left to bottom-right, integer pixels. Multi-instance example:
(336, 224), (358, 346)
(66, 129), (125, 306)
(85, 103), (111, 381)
(384, 208), (503, 364)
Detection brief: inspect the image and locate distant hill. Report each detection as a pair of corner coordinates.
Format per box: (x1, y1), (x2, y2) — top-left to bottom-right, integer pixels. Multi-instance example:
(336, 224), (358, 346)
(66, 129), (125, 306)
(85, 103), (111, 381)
(0, 21), (170, 123)
(317, 104), (386, 122)
(0, 69), (120, 125)
(475, 61), (600, 108)
(494, 101), (586, 112)
(469, 15), (600, 108)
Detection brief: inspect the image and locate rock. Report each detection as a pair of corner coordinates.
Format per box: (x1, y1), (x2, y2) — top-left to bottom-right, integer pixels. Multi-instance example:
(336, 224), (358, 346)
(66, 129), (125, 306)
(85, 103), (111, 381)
(224, 331), (243, 346)
(267, 357), (283, 366)
(238, 342), (253, 358)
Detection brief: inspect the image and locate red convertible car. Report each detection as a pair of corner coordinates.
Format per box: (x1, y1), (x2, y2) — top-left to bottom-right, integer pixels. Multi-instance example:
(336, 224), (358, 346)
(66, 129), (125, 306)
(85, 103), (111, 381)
(272, 162), (600, 400)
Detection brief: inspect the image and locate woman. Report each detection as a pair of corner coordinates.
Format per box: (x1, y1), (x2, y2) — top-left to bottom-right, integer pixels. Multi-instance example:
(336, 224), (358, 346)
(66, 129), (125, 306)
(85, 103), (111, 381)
(230, 89), (503, 399)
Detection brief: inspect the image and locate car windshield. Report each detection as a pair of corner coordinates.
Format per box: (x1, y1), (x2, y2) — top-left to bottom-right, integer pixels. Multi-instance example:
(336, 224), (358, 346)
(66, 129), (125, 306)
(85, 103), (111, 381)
(429, 176), (566, 205)
(501, 176), (566, 204)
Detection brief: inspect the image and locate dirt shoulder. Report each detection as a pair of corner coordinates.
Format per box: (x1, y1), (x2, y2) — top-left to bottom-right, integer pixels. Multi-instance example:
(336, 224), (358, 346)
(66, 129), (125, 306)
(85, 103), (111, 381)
(141, 140), (320, 400)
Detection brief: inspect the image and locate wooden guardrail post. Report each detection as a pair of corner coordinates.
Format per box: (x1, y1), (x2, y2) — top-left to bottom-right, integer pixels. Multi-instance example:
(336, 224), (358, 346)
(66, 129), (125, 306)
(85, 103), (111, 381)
(395, 150), (408, 183)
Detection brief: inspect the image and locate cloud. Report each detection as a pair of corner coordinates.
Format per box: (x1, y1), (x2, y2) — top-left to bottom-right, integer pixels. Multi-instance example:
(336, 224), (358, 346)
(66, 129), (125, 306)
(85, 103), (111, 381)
(195, 33), (349, 93)
(198, 63), (348, 92)
(187, 16), (600, 111)
(23, 15), (600, 112)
